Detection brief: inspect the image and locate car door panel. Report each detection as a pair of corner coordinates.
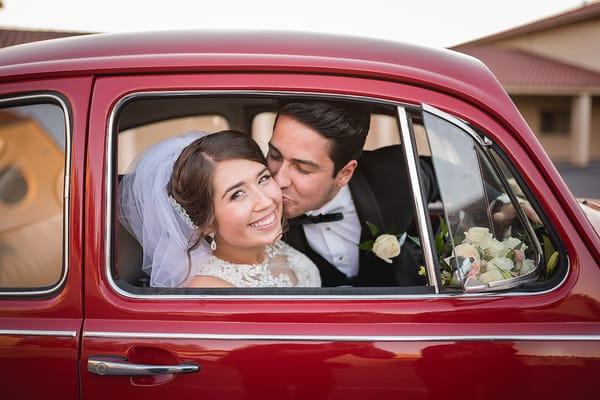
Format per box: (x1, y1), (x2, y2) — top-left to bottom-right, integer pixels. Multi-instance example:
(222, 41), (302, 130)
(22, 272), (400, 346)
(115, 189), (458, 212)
(82, 73), (600, 400)
(0, 77), (90, 399)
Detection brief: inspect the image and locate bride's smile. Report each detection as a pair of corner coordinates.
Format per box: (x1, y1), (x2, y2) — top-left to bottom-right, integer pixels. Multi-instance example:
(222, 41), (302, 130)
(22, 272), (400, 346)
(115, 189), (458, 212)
(249, 208), (278, 230)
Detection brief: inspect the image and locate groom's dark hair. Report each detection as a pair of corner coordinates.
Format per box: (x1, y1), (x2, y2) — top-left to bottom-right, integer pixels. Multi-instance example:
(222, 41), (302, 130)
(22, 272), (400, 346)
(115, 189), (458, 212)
(276, 101), (370, 175)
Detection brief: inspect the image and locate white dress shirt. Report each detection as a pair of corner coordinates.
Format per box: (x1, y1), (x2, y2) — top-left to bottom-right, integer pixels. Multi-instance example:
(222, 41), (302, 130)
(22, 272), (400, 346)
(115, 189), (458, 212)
(303, 185), (362, 278)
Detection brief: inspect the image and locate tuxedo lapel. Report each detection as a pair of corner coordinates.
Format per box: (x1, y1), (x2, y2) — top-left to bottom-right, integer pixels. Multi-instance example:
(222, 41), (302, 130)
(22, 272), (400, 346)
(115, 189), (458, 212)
(349, 166), (403, 286)
(348, 167), (385, 243)
(284, 225), (351, 286)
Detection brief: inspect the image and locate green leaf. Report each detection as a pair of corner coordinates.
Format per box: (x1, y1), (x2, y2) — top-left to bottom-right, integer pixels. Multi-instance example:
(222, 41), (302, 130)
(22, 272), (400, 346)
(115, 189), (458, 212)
(366, 221), (380, 237)
(435, 230), (445, 254)
(418, 266), (427, 277)
(358, 240), (374, 251)
(543, 235), (556, 265)
(500, 269), (512, 280)
(546, 251), (559, 277)
(438, 217), (447, 233)
(506, 249), (515, 260)
(408, 235), (421, 247)
(385, 224), (398, 234)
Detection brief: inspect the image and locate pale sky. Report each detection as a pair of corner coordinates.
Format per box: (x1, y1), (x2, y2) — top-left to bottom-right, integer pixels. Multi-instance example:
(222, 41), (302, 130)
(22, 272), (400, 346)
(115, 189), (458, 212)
(0, 0), (589, 48)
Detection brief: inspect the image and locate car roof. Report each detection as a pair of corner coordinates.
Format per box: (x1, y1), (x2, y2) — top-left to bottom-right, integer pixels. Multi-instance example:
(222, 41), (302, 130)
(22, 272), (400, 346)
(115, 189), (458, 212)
(0, 32), (500, 91)
(0, 30), (524, 133)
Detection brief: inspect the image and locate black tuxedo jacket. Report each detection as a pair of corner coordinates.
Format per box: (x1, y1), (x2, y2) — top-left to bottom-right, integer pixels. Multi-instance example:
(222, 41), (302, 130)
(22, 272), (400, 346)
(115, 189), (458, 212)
(285, 145), (438, 287)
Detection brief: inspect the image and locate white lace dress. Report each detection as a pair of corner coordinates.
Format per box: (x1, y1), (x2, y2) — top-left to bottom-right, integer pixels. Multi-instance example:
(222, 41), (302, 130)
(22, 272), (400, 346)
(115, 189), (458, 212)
(192, 241), (321, 287)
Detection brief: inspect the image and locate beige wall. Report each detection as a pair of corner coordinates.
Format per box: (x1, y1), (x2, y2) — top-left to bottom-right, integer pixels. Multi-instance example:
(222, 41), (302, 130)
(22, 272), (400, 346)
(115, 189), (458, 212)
(498, 18), (600, 73)
(592, 97), (600, 159)
(512, 95), (600, 162)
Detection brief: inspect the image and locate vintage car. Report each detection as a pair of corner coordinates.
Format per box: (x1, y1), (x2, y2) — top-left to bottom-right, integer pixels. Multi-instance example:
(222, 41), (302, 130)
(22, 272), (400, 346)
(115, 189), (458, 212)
(0, 31), (598, 399)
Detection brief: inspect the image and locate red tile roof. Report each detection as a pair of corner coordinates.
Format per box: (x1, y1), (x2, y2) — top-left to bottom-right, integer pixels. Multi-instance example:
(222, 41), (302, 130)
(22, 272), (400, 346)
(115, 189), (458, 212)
(0, 28), (88, 48)
(458, 46), (600, 88)
(454, 2), (600, 47)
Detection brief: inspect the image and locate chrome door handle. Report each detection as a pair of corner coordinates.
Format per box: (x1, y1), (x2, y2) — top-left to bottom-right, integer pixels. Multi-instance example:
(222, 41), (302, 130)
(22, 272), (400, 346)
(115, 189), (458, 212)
(88, 356), (200, 376)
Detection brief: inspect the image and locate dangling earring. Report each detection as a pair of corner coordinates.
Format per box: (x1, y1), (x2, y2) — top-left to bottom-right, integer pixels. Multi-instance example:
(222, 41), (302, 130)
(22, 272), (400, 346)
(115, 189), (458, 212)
(208, 233), (217, 251)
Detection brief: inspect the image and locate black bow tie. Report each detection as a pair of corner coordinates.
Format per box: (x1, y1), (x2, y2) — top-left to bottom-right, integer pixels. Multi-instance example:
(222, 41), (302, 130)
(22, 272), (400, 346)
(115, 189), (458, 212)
(288, 212), (344, 225)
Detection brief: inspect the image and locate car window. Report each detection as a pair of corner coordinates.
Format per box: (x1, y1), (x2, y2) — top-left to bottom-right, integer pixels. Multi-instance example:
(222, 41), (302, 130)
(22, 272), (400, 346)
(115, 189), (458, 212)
(118, 115), (229, 174)
(0, 99), (66, 291)
(111, 95), (428, 294)
(420, 105), (562, 292)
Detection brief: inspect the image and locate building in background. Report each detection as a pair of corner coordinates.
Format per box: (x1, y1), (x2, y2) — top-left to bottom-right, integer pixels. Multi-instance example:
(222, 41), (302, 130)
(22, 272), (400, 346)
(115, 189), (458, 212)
(1, 2), (599, 168)
(453, 1), (600, 166)
(0, 27), (88, 48)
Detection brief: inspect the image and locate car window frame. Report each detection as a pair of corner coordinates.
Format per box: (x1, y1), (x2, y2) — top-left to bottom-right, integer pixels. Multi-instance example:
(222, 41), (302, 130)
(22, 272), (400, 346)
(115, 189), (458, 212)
(105, 90), (568, 300)
(0, 92), (71, 297)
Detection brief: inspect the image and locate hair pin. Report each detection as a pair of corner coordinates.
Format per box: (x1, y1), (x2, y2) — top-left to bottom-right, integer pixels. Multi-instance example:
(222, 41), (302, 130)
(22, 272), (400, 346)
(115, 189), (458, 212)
(168, 195), (198, 230)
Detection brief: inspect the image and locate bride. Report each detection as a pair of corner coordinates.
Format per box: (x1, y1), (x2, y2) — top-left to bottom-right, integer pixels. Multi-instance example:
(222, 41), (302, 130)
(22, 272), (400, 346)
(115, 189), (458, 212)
(119, 130), (321, 288)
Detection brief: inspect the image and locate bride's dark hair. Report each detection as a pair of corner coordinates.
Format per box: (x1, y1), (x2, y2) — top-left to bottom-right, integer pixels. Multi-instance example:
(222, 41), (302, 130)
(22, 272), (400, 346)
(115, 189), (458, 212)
(168, 129), (267, 239)
(167, 130), (281, 283)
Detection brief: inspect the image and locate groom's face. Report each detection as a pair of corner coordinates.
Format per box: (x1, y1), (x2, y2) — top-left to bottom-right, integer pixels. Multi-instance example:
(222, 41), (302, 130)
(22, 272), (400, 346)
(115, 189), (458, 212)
(267, 115), (351, 218)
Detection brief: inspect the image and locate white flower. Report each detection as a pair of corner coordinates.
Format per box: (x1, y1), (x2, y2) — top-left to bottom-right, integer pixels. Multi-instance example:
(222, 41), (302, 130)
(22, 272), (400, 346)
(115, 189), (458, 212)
(464, 227), (493, 248)
(488, 257), (514, 271)
(478, 269), (504, 283)
(372, 234), (401, 264)
(503, 237), (522, 250)
(520, 259), (536, 275)
(487, 238), (510, 258)
(454, 243), (480, 264)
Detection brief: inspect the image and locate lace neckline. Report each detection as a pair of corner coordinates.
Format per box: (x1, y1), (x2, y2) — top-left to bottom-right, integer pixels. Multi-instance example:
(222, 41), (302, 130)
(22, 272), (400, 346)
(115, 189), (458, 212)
(209, 244), (277, 269)
(191, 241), (320, 288)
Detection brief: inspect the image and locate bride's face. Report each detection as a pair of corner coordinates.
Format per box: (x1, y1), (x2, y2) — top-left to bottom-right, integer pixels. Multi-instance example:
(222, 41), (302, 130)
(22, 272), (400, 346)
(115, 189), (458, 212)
(210, 158), (283, 254)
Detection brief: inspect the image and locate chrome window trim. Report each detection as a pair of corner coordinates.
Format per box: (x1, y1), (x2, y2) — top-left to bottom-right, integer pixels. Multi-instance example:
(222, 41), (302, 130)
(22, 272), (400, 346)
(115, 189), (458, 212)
(0, 93), (71, 297)
(397, 106), (439, 293)
(84, 331), (600, 342)
(0, 329), (76, 337)
(106, 89), (567, 300)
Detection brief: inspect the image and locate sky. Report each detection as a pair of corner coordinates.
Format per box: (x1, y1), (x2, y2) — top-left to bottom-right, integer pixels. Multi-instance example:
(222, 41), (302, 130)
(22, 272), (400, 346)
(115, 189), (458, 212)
(0, 0), (590, 48)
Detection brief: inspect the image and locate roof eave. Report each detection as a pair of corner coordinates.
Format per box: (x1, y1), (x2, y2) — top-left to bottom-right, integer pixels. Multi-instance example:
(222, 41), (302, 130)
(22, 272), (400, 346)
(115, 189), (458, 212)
(504, 85), (600, 95)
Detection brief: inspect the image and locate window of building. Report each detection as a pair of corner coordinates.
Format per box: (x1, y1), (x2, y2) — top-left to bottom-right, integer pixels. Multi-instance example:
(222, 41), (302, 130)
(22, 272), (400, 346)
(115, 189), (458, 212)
(540, 110), (570, 135)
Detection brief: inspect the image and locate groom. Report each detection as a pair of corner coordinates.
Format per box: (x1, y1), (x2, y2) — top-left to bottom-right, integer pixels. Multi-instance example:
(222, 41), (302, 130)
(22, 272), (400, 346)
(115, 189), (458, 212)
(267, 101), (438, 287)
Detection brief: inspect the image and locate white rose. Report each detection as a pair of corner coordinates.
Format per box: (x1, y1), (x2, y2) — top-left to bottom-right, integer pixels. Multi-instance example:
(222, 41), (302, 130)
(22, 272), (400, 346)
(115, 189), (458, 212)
(487, 238), (510, 258)
(454, 243), (480, 264)
(372, 234), (401, 264)
(478, 269), (504, 283)
(464, 227), (493, 248)
(520, 259), (536, 275)
(488, 257), (514, 271)
(503, 237), (522, 250)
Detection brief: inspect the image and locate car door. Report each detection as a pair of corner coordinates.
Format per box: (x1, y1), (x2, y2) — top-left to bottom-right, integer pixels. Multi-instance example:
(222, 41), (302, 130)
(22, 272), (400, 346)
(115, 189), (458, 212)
(0, 76), (90, 399)
(80, 72), (600, 400)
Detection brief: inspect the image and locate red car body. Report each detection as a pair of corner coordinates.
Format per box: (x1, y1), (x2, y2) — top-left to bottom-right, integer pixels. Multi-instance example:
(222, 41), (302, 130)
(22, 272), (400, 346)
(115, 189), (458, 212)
(0, 31), (599, 399)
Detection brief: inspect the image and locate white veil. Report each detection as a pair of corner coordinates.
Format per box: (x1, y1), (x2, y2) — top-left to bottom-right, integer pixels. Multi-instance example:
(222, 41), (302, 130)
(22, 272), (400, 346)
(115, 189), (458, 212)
(118, 132), (212, 287)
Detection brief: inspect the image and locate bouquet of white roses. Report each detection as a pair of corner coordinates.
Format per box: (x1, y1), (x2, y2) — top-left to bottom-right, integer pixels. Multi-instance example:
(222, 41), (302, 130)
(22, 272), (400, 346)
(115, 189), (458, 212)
(445, 227), (536, 286)
(413, 218), (559, 288)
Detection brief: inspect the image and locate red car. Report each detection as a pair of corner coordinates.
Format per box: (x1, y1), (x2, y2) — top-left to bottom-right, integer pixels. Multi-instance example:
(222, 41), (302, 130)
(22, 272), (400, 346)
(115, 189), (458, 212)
(1, 31), (599, 399)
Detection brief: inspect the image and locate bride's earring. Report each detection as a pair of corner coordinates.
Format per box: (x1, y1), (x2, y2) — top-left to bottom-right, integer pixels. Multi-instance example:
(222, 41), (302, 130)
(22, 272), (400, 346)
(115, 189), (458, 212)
(208, 233), (217, 251)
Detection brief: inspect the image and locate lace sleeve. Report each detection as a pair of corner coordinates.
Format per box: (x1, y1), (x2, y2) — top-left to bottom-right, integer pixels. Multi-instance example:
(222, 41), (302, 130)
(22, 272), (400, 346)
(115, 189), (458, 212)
(274, 241), (322, 287)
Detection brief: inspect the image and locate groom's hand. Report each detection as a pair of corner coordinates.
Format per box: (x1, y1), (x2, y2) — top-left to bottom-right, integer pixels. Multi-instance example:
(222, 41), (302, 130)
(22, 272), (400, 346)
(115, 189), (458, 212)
(492, 201), (541, 228)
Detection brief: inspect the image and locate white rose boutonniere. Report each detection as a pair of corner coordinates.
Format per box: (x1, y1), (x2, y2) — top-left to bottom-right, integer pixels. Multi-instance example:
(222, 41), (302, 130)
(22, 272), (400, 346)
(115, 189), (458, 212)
(359, 222), (406, 264)
(373, 234), (401, 263)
